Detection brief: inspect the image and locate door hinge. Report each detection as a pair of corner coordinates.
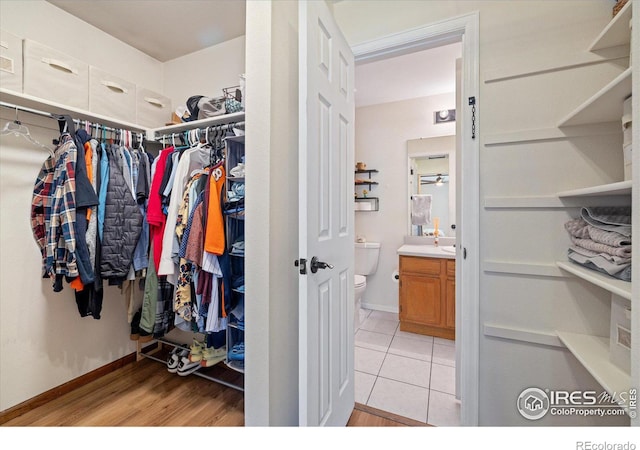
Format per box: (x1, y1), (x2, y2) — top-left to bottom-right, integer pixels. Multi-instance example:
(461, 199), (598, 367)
(294, 258), (307, 275)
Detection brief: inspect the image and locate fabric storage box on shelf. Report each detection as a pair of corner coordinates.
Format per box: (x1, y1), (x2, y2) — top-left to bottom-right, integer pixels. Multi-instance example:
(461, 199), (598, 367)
(89, 66), (136, 123)
(622, 95), (632, 181)
(609, 296), (631, 373)
(136, 87), (171, 127)
(23, 39), (89, 109)
(0, 30), (23, 92)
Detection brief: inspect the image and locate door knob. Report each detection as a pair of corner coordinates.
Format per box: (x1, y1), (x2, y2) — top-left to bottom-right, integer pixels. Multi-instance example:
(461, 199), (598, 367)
(310, 256), (334, 273)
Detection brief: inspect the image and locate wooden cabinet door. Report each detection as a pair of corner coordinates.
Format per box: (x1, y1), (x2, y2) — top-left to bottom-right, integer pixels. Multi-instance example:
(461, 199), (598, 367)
(445, 277), (456, 329)
(400, 274), (441, 326)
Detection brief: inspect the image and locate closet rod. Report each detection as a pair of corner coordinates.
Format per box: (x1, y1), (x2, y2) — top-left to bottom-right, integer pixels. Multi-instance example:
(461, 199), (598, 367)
(0, 101), (142, 134)
(154, 121), (245, 142)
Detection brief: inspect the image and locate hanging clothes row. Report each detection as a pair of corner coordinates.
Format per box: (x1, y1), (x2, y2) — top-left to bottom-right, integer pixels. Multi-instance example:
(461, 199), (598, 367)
(137, 121), (244, 350)
(30, 113), (152, 320)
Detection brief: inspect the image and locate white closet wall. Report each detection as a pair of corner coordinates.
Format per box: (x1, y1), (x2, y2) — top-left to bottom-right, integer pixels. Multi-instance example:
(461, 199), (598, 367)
(163, 36), (246, 113)
(334, 0), (633, 426)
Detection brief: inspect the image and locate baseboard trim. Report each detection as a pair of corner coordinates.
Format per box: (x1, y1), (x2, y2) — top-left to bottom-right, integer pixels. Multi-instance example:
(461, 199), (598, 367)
(0, 351), (138, 425)
(353, 402), (431, 427)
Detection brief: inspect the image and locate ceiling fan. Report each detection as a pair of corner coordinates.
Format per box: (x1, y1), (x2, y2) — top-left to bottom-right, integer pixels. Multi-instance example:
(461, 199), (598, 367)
(420, 174), (448, 186)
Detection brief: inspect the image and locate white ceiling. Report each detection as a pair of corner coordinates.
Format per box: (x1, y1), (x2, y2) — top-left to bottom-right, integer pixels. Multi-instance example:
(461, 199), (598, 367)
(46, 0), (246, 62)
(46, 0), (459, 107)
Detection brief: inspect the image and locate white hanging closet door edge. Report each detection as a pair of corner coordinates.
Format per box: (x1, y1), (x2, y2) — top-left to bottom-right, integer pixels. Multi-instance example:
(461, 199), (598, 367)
(298, 0), (355, 427)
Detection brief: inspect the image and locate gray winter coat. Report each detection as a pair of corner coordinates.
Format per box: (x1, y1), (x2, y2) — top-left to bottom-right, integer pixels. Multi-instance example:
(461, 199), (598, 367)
(100, 146), (143, 279)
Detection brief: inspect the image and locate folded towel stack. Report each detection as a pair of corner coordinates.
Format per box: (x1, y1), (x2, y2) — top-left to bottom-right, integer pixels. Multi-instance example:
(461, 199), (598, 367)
(564, 207), (632, 282)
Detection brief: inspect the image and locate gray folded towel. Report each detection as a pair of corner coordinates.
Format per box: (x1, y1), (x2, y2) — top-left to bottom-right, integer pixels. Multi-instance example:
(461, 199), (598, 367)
(581, 206), (632, 237)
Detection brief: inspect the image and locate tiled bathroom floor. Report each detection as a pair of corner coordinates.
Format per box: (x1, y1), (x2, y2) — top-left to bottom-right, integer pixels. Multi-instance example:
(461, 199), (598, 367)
(355, 309), (460, 426)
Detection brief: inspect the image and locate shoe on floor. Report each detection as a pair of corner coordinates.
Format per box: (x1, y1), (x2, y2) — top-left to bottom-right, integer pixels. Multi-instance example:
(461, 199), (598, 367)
(167, 347), (189, 373)
(177, 356), (201, 376)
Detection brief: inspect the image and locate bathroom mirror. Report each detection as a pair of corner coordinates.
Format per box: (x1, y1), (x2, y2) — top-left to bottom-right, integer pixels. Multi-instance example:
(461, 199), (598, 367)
(407, 136), (456, 237)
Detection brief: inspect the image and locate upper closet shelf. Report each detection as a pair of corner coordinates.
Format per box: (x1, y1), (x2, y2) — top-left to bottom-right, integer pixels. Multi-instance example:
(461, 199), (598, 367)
(557, 180), (632, 198)
(149, 112), (245, 138)
(558, 67), (631, 127)
(557, 261), (632, 300)
(0, 88), (146, 132)
(589, 0), (632, 51)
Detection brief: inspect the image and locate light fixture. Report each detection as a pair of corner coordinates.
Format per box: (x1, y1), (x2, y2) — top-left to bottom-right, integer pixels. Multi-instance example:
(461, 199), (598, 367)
(434, 109), (456, 124)
(435, 175), (444, 186)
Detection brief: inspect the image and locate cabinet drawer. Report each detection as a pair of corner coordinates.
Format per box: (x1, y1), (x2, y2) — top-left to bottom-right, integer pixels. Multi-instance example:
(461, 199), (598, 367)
(89, 66), (136, 123)
(446, 259), (455, 278)
(0, 30), (22, 92)
(400, 256), (441, 275)
(23, 40), (89, 109)
(136, 87), (171, 128)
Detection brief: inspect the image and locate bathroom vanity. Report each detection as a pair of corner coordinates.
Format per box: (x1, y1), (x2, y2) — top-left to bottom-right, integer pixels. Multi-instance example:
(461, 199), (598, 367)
(397, 245), (456, 340)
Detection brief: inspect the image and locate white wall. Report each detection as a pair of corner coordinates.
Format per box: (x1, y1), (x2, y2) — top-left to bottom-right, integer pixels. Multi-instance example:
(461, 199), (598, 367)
(355, 93), (455, 312)
(336, 0), (630, 426)
(163, 36), (246, 112)
(0, 0), (163, 92)
(245, 0), (299, 426)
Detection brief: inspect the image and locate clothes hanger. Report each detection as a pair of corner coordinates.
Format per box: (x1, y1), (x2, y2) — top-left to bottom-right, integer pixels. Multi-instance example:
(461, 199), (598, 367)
(1, 108), (54, 156)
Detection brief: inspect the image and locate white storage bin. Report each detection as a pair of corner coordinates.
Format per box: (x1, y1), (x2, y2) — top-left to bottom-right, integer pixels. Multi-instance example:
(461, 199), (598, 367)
(136, 87), (171, 128)
(89, 66), (136, 123)
(0, 30), (23, 92)
(609, 295), (631, 373)
(23, 40), (89, 110)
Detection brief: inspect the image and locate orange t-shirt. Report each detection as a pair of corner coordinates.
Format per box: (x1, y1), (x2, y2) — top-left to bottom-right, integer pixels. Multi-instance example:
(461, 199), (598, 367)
(204, 164), (226, 255)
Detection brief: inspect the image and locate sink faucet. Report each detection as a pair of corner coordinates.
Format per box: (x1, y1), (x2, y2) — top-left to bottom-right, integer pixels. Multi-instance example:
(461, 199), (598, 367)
(434, 235), (439, 247)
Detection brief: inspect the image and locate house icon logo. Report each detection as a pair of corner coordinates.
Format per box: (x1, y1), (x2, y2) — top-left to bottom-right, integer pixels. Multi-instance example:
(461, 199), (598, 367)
(517, 387), (550, 420)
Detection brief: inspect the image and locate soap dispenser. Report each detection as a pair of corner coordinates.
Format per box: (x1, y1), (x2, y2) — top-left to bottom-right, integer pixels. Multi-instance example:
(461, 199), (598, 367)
(433, 217), (440, 247)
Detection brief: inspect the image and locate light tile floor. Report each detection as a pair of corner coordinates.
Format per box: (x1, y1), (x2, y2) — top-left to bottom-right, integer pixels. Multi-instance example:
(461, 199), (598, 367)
(355, 308), (461, 426)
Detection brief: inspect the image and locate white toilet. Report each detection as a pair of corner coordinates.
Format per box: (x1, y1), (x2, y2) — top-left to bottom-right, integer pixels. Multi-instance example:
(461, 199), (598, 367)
(354, 242), (381, 331)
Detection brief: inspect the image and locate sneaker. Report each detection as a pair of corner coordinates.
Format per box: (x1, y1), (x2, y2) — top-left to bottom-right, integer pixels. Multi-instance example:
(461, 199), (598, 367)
(200, 346), (227, 368)
(188, 338), (206, 362)
(177, 355), (201, 376)
(167, 347), (189, 373)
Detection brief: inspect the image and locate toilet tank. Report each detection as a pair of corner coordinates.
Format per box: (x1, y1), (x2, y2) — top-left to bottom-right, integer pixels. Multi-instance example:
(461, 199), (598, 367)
(355, 242), (381, 275)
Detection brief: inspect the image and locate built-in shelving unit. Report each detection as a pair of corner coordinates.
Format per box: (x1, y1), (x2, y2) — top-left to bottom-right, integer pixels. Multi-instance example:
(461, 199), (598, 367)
(355, 169), (379, 211)
(555, 2), (634, 422)
(556, 331), (631, 412)
(558, 67), (631, 127)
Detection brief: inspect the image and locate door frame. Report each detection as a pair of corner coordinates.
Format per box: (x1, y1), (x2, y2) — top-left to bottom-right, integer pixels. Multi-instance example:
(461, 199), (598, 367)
(351, 11), (480, 426)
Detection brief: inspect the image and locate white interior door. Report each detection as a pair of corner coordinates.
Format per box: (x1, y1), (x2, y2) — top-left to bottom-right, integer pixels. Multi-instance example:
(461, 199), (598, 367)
(298, 0), (355, 426)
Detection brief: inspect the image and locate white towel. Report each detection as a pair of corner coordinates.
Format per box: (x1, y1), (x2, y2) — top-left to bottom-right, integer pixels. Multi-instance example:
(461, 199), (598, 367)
(411, 194), (432, 225)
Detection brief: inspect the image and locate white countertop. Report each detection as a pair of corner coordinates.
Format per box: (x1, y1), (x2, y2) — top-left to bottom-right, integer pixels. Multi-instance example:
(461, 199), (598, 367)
(397, 244), (456, 259)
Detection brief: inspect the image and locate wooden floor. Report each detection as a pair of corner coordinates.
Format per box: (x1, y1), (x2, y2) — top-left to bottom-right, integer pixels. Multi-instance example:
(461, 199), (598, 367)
(2, 357), (411, 427)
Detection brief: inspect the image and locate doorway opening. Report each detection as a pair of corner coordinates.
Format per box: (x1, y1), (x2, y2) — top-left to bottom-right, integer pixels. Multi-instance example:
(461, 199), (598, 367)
(351, 12), (480, 426)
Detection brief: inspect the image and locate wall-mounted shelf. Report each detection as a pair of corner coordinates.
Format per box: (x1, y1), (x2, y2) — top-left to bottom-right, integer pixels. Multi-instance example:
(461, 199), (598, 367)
(589, 0), (632, 51)
(355, 168), (379, 189)
(150, 111), (245, 138)
(557, 180), (632, 198)
(0, 88), (147, 132)
(556, 331), (631, 414)
(354, 197), (379, 211)
(557, 261), (632, 301)
(558, 67), (631, 127)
